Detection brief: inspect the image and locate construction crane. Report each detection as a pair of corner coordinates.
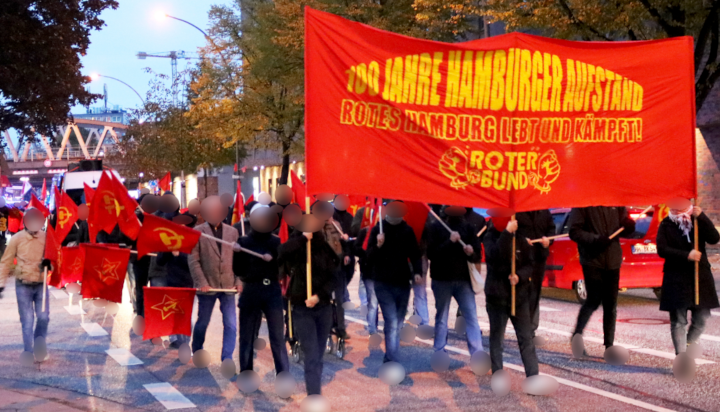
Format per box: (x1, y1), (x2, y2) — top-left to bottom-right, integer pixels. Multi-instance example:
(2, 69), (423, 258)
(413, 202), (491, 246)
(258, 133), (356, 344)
(137, 51), (200, 105)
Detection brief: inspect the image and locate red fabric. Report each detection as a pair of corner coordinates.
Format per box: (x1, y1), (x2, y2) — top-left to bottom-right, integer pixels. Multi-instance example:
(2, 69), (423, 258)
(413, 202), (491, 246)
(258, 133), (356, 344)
(40, 179), (46, 202)
(290, 170), (306, 205)
(404, 201), (429, 241)
(304, 8), (697, 212)
(44, 224), (62, 282)
(159, 172), (172, 193)
(361, 197), (381, 250)
(8, 208), (22, 233)
(49, 246), (84, 288)
(232, 180), (243, 225)
(244, 194), (254, 206)
(0, 175), (10, 188)
(54, 186), (78, 243)
(83, 183), (95, 207)
(29, 193), (49, 218)
(80, 244), (130, 303)
(142, 286), (196, 340)
(136, 213), (201, 258)
(88, 172), (118, 242)
(110, 173), (141, 240)
(279, 218), (289, 243)
(347, 195), (366, 218)
(645, 204), (667, 241)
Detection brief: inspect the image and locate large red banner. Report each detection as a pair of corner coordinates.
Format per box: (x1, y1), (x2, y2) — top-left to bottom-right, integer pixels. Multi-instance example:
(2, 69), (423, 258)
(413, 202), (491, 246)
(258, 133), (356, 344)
(305, 8), (697, 211)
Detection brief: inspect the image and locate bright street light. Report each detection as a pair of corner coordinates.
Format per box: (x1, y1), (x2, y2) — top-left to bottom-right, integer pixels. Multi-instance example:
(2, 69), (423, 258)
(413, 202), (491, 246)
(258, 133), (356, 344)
(88, 73), (145, 105)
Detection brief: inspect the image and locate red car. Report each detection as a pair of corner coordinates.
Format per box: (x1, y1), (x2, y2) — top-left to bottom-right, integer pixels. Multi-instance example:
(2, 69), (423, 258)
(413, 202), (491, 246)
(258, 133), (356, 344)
(543, 207), (666, 303)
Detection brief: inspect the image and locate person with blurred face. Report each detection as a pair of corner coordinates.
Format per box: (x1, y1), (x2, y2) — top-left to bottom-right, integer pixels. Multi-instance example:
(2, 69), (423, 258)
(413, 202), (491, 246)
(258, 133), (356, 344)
(427, 205), (483, 355)
(657, 199), (720, 354)
(483, 214), (538, 377)
(0, 198), (9, 256)
(188, 196), (241, 361)
(0, 208), (51, 359)
(234, 204), (289, 374)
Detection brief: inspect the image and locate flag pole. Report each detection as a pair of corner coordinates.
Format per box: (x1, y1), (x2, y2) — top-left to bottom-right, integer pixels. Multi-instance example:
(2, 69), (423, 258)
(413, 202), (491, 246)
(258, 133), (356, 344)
(288, 300), (294, 339)
(42, 267), (48, 313)
(378, 205), (384, 234)
(423, 204), (467, 247)
(694, 214), (700, 305)
(305, 197), (312, 300)
(199, 232), (266, 259)
(511, 214), (516, 317)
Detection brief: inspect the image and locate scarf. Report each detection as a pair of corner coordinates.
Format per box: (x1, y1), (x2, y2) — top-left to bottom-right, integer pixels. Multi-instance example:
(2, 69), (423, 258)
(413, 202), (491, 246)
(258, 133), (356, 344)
(669, 206), (693, 242)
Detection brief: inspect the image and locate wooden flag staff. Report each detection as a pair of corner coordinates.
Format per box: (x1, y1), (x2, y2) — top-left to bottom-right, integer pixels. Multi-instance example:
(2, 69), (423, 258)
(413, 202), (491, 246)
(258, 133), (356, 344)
(42, 267), (48, 313)
(424, 204), (467, 247)
(695, 214), (700, 305)
(378, 205), (384, 234)
(199, 232), (266, 259)
(529, 234), (568, 244)
(306, 197), (312, 300)
(511, 214), (516, 317)
(476, 226), (487, 238)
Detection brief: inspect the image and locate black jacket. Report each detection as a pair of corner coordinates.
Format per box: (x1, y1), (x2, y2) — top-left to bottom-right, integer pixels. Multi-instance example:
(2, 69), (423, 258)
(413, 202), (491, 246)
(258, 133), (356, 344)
(465, 209), (487, 239)
(568, 206), (635, 270)
(157, 251), (193, 288)
(483, 222), (534, 305)
(233, 230), (281, 284)
(366, 220), (422, 287)
(333, 209), (353, 236)
(516, 210), (555, 264)
(426, 216), (481, 282)
(657, 213), (720, 311)
(278, 231), (339, 307)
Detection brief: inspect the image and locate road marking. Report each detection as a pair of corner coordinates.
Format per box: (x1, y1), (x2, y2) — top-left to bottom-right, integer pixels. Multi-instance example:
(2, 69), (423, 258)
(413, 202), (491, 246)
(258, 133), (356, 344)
(345, 316), (676, 412)
(539, 306), (562, 312)
(50, 289), (67, 299)
(143, 383), (196, 410)
(64, 305), (86, 315)
(106, 348), (143, 366)
(711, 311), (720, 317)
(700, 334), (720, 342)
(81, 322), (109, 337)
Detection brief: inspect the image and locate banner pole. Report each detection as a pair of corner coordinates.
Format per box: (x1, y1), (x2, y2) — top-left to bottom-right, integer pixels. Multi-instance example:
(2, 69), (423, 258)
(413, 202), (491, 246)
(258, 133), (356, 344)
(305, 197), (312, 301)
(694, 214), (700, 305)
(288, 300), (294, 339)
(511, 214), (516, 317)
(378, 205), (383, 234)
(423, 204), (467, 247)
(42, 267), (48, 313)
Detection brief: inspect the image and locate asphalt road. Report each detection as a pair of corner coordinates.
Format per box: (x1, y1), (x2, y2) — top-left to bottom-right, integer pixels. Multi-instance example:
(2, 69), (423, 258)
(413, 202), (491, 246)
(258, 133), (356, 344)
(0, 265), (719, 412)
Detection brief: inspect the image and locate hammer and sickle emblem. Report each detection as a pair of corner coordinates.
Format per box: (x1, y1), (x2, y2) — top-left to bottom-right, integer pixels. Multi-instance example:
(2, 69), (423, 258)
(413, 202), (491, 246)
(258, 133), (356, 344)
(58, 207), (72, 228)
(154, 228), (185, 250)
(101, 191), (124, 215)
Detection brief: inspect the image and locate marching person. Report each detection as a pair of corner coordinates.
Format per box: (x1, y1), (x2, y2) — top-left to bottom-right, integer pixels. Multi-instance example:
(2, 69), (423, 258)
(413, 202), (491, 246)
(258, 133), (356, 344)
(332, 195), (355, 306)
(515, 209), (555, 337)
(569, 206), (635, 351)
(427, 205), (483, 355)
(656, 199), (720, 354)
(279, 220), (339, 396)
(483, 213), (538, 377)
(189, 195), (241, 362)
(353, 226), (379, 334)
(0, 208), (51, 359)
(366, 201), (422, 362)
(234, 204), (289, 375)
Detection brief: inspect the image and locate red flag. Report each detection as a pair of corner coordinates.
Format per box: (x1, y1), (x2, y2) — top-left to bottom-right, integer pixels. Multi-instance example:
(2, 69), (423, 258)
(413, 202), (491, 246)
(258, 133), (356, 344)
(159, 172), (172, 193)
(49, 246), (85, 288)
(54, 186), (78, 243)
(136, 213), (202, 258)
(404, 201), (429, 242)
(644, 204), (667, 241)
(80, 244), (130, 303)
(361, 197), (381, 250)
(110, 173), (141, 240)
(83, 183), (95, 207)
(88, 171), (119, 242)
(0, 175), (10, 188)
(231, 180), (244, 225)
(244, 194), (254, 206)
(29, 193), (50, 218)
(290, 170), (306, 204)
(43, 223), (62, 272)
(279, 218), (289, 243)
(142, 286), (196, 340)
(40, 178), (46, 202)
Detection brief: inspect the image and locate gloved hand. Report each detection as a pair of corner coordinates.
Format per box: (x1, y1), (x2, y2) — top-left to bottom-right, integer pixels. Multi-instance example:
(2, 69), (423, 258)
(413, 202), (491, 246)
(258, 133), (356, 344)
(596, 236), (613, 249)
(621, 217), (636, 233)
(40, 259), (53, 271)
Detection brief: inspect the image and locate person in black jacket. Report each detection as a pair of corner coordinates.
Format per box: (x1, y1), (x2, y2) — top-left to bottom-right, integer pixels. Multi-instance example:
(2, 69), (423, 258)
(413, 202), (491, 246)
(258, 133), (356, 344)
(278, 223), (339, 396)
(354, 226), (379, 334)
(427, 205), (483, 355)
(484, 216), (538, 377)
(515, 210), (555, 337)
(656, 200), (720, 354)
(234, 205), (289, 375)
(366, 202), (422, 362)
(569, 206), (635, 350)
(332, 195), (355, 309)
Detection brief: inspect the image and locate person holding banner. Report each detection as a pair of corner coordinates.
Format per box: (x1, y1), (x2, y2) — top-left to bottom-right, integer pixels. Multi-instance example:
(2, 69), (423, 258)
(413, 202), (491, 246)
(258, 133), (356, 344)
(515, 210), (555, 338)
(569, 207), (635, 351)
(278, 223), (340, 396)
(366, 201), (423, 363)
(656, 199), (720, 355)
(483, 215), (539, 377)
(427, 205), (483, 355)
(188, 196), (241, 362)
(0, 208), (50, 359)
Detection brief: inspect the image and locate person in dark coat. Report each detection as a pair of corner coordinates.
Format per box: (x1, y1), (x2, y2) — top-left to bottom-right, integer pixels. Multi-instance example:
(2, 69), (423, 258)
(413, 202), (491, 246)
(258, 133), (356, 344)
(234, 205), (289, 375)
(515, 210), (555, 337)
(427, 205), (483, 355)
(569, 206), (635, 349)
(656, 200), (720, 354)
(332, 195), (355, 307)
(366, 203), (422, 362)
(354, 226), (379, 334)
(278, 224), (339, 396)
(483, 216), (538, 377)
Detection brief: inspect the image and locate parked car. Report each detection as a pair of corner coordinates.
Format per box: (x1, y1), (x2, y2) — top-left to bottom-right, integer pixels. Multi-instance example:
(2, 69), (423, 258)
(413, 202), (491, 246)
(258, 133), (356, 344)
(543, 206), (666, 303)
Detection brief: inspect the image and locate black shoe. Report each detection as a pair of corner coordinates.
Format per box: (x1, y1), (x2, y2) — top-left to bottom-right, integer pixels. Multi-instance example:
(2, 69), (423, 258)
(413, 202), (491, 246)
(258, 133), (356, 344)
(168, 341), (181, 350)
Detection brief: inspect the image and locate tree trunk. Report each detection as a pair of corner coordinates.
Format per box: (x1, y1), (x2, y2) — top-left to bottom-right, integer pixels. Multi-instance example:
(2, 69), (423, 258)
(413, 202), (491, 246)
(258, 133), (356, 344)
(279, 139), (291, 185)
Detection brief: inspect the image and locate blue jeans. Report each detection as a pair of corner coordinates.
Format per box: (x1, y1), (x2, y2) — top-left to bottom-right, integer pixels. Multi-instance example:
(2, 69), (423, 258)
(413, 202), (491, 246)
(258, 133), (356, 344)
(413, 274), (430, 325)
(363, 278), (379, 334)
(15, 279), (49, 353)
(374, 281), (410, 362)
(192, 293), (237, 361)
(432, 280), (483, 354)
(359, 277), (368, 306)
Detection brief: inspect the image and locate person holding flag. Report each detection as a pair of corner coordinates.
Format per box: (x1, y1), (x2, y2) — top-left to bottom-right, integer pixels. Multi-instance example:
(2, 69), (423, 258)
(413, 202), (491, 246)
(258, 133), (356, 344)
(656, 198), (720, 355)
(0, 208), (51, 359)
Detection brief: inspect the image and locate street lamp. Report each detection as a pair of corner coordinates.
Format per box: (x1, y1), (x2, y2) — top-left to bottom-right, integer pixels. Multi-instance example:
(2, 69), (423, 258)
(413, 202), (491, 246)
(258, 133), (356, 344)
(89, 73), (146, 105)
(155, 12), (232, 70)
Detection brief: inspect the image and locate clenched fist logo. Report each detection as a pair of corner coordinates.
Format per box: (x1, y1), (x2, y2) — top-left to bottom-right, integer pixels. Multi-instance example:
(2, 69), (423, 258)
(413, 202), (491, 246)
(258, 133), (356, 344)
(529, 150), (561, 194)
(439, 147), (480, 190)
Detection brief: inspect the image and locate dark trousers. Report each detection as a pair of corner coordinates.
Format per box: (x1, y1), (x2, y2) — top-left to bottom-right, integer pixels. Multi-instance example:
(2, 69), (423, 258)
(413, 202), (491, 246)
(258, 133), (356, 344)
(293, 304), (333, 395)
(487, 299), (539, 377)
(574, 265), (620, 348)
(528, 261), (546, 335)
(239, 282), (289, 374)
(132, 256), (150, 317)
(374, 281), (410, 362)
(333, 270), (346, 333)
